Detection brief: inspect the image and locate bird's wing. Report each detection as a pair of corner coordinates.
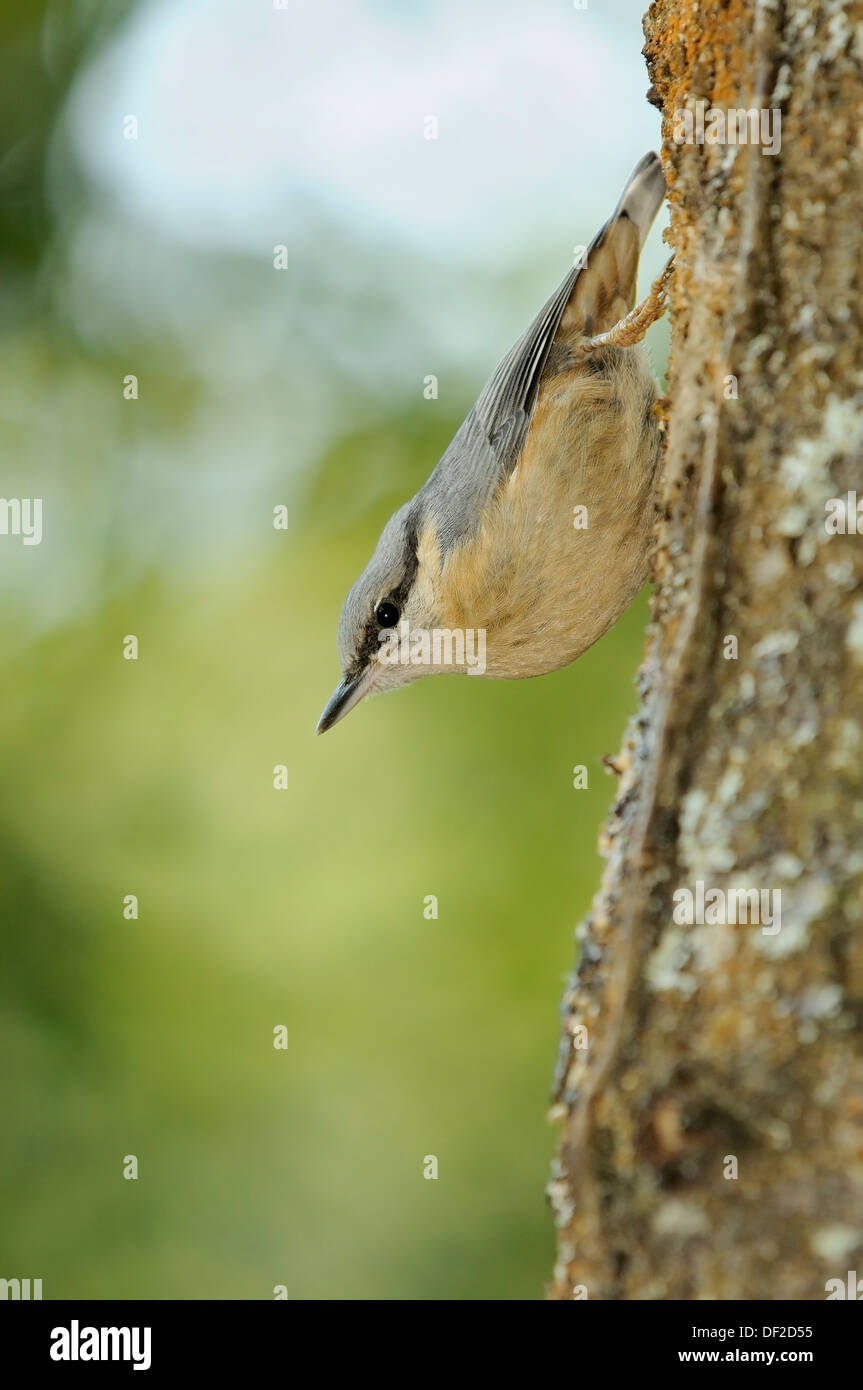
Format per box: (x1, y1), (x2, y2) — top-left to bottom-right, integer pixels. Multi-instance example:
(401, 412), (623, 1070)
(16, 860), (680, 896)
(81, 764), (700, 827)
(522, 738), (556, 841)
(472, 264), (582, 460)
(423, 153), (665, 551)
(474, 152), (665, 464)
(424, 267), (584, 548)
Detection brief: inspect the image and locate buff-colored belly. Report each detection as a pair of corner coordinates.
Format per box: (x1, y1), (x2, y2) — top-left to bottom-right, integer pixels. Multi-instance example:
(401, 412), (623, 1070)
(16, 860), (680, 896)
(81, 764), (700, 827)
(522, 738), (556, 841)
(440, 345), (661, 678)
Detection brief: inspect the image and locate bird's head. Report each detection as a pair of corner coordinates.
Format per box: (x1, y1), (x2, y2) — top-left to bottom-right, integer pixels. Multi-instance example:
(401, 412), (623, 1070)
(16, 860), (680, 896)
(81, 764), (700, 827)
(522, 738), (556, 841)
(317, 501), (445, 733)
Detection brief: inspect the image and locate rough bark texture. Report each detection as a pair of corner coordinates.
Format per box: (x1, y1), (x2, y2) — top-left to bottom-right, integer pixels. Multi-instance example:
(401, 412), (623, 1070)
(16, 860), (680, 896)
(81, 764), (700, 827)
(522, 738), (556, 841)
(547, 0), (863, 1300)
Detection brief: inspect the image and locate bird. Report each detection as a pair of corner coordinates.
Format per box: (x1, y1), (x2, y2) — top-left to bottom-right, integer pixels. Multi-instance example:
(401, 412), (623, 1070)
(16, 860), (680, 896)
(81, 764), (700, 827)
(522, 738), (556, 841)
(318, 152), (671, 734)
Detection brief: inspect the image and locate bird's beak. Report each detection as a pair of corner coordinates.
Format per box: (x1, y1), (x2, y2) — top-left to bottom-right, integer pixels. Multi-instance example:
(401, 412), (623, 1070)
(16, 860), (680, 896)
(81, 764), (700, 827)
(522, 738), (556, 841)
(316, 664), (377, 734)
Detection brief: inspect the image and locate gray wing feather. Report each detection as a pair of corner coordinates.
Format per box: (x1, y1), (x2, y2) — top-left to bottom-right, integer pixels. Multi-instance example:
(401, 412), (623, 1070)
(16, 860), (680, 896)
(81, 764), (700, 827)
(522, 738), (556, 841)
(472, 151), (662, 465)
(420, 263), (587, 552)
(474, 268), (581, 448)
(420, 153), (663, 553)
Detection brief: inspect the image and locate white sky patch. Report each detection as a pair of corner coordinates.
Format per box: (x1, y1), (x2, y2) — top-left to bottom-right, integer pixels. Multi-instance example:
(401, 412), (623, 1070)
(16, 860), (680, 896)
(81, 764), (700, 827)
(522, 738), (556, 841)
(62, 0), (660, 262)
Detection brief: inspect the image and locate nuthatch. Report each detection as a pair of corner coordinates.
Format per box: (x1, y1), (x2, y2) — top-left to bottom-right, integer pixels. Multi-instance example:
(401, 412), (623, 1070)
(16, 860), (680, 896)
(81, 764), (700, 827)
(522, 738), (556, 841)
(318, 153), (670, 733)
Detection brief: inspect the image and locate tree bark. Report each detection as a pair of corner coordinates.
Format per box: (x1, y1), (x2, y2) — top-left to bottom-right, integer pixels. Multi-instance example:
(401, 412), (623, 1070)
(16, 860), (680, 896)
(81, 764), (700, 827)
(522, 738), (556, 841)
(548, 0), (863, 1301)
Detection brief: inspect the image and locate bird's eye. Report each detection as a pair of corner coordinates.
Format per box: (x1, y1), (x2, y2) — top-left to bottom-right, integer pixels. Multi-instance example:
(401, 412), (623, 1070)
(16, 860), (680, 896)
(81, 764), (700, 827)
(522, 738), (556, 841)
(375, 600), (400, 628)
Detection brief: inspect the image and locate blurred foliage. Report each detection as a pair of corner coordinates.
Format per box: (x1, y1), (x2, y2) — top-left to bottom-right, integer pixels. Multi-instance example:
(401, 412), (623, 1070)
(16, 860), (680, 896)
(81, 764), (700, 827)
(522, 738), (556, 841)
(0, 0), (656, 1299)
(0, 0), (132, 275)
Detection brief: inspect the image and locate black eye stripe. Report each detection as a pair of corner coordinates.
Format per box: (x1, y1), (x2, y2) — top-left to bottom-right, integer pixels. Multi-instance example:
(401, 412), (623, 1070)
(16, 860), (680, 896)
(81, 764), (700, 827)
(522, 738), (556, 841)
(393, 515), (419, 604)
(347, 507), (421, 679)
(348, 596), (402, 676)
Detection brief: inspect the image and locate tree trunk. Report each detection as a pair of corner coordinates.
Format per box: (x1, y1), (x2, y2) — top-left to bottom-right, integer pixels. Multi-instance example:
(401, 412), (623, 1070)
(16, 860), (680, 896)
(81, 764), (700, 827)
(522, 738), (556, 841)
(548, 0), (863, 1301)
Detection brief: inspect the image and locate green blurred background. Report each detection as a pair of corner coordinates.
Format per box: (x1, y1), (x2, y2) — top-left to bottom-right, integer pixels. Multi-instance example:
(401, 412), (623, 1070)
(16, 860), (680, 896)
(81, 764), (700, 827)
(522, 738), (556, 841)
(0, 0), (666, 1298)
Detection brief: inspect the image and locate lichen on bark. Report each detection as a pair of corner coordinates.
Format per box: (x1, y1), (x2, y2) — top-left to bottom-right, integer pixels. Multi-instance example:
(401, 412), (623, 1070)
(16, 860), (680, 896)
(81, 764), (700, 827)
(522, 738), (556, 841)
(548, 0), (863, 1300)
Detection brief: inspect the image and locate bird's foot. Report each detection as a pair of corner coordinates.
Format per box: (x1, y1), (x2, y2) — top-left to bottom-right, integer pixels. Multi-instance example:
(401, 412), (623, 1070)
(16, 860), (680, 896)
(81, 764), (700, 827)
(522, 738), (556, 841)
(581, 257), (674, 352)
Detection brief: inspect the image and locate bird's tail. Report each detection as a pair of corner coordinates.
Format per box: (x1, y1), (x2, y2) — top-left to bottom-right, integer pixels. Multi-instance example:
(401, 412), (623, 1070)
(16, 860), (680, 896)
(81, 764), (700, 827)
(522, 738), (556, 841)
(613, 150), (666, 249)
(559, 152), (666, 338)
